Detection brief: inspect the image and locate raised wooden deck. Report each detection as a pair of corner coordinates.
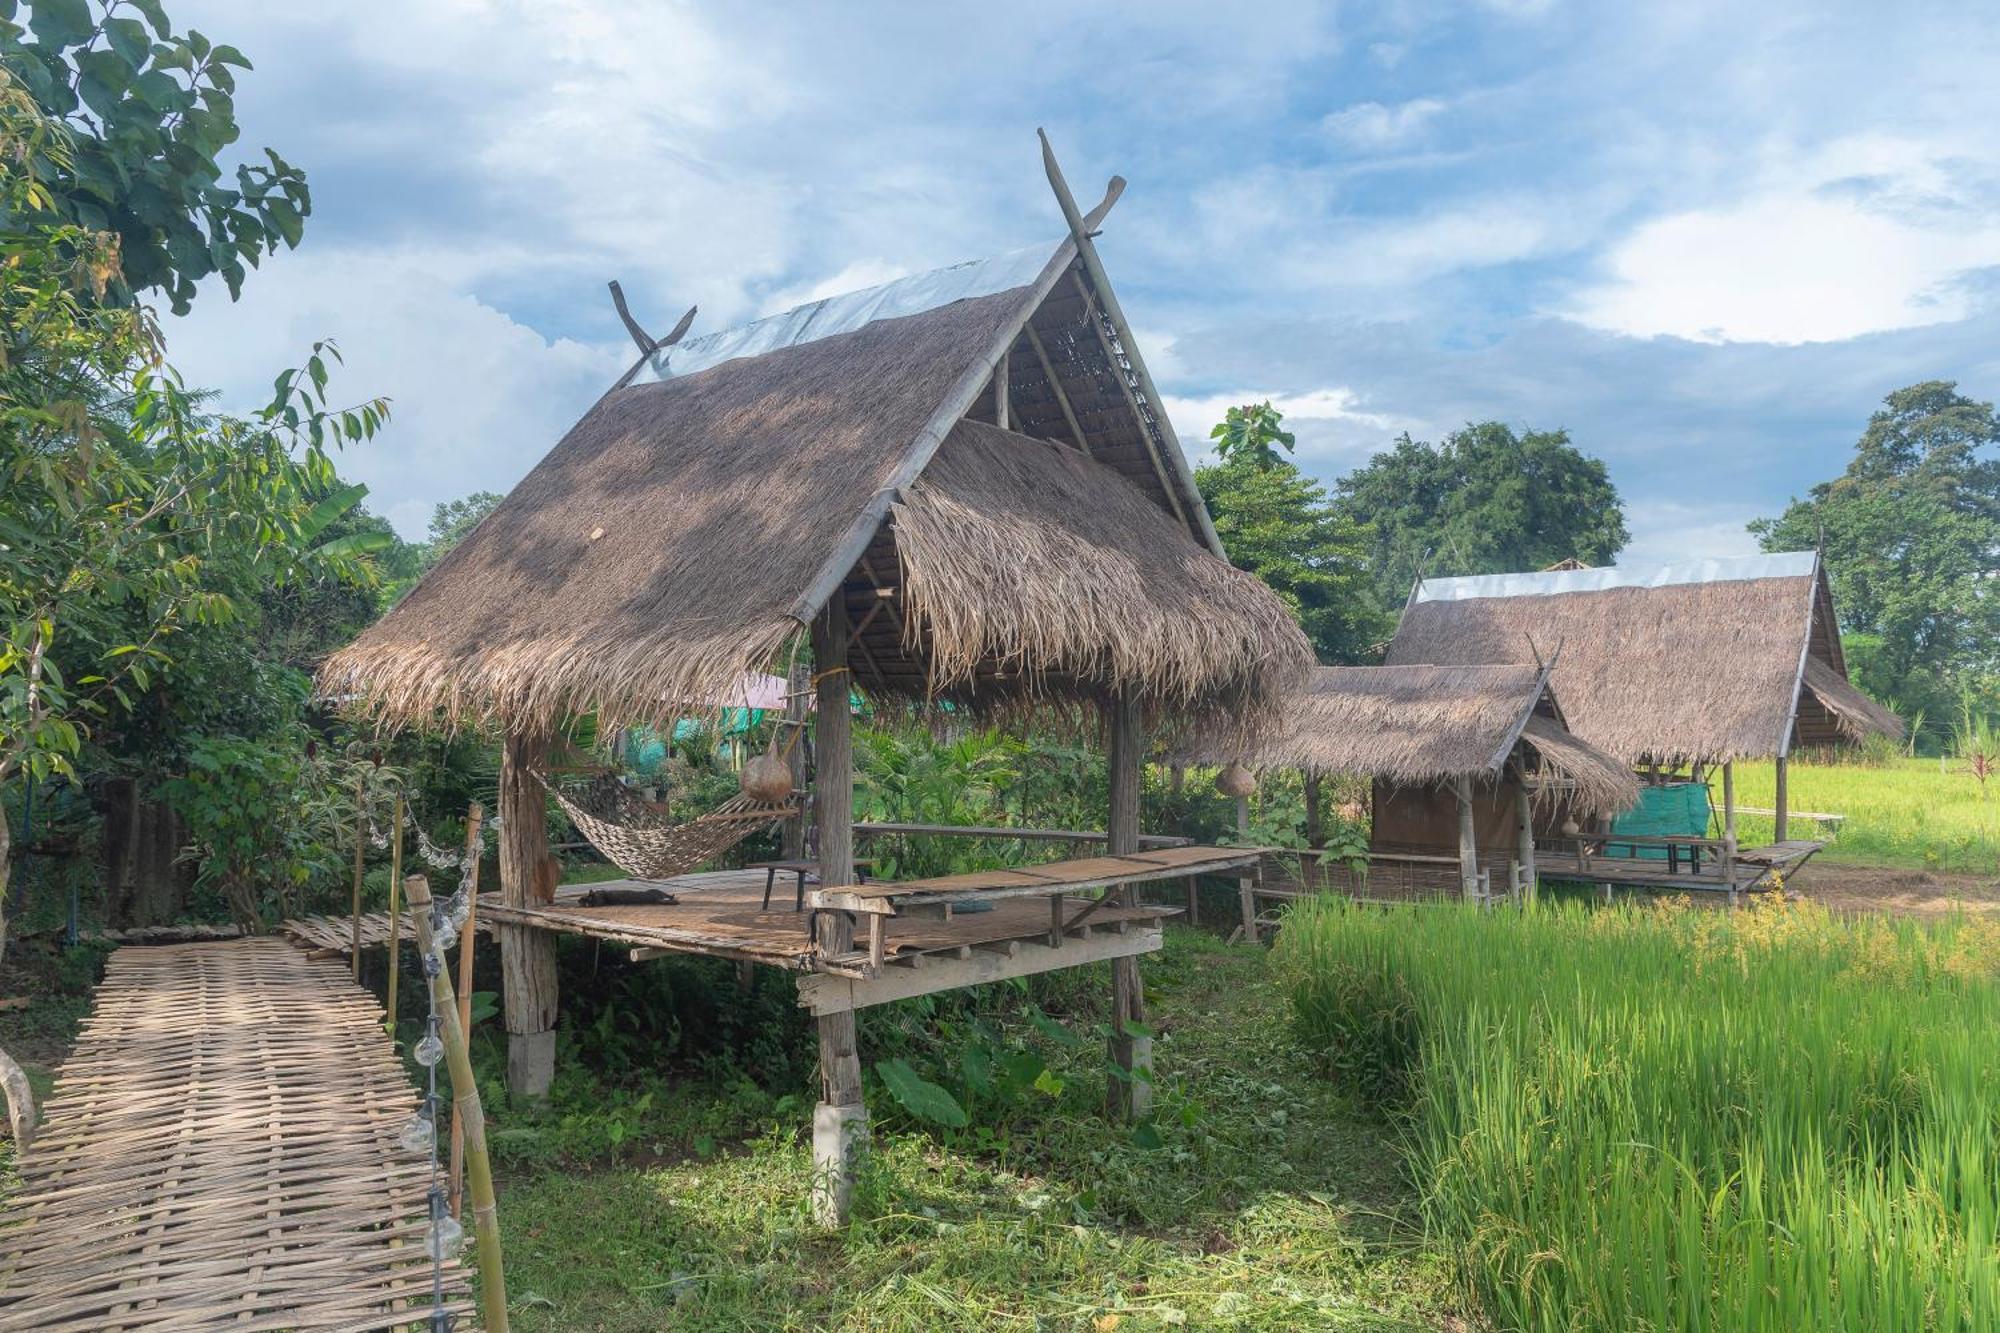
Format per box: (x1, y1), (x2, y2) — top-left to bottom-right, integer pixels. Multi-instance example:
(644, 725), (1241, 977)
(477, 866), (1189, 974)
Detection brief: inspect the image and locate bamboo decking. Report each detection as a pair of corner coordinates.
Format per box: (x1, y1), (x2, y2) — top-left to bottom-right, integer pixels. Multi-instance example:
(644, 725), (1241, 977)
(0, 938), (470, 1332)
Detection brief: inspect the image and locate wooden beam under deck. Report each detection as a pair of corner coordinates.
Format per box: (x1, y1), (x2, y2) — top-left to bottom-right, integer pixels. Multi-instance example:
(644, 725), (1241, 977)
(798, 923), (1164, 1015)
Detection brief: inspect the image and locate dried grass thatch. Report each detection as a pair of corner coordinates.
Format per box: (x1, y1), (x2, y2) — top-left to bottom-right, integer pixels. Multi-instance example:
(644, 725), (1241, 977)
(1803, 656), (1906, 743)
(322, 274), (1311, 736)
(891, 420), (1312, 718)
(1170, 664), (1637, 816)
(1386, 562), (1900, 764)
(323, 289), (1036, 733)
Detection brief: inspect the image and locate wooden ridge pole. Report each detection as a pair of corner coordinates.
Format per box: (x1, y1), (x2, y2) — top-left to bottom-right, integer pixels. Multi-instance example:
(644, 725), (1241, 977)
(404, 874), (508, 1333)
(449, 801), (486, 1219)
(384, 795), (405, 1037)
(350, 774), (366, 979)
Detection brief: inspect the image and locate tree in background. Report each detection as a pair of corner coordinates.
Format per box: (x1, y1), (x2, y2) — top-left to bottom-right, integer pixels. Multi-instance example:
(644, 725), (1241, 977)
(1751, 381), (2000, 738)
(1333, 422), (1629, 606)
(2, 0), (311, 312)
(1195, 404), (1386, 664)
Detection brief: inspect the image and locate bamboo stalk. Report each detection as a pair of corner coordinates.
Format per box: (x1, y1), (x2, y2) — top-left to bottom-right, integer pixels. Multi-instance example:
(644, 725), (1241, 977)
(350, 775), (366, 980)
(384, 795), (405, 1040)
(448, 801), (486, 1219)
(404, 874), (509, 1333)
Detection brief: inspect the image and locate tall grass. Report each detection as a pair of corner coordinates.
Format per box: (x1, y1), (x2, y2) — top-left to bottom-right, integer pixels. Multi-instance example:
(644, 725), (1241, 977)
(1731, 756), (1998, 871)
(1278, 897), (2000, 1331)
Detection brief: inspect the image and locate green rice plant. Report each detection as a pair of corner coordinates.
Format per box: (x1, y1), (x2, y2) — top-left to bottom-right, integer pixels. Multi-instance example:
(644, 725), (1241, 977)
(1730, 755), (1997, 871)
(1277, 897), (2000, 1332)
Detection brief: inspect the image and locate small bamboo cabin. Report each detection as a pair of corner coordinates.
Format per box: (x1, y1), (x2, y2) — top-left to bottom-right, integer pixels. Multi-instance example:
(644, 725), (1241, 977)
(1172, 664), (1637, 937)
(322, 138), (1312, 1223)
(1386, 552), (1903, 893)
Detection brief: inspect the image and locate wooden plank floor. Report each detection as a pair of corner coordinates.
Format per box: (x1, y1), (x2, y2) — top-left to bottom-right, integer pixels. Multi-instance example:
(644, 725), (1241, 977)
(478, 869), (1178, 968)
(0, 939), (471, 1332)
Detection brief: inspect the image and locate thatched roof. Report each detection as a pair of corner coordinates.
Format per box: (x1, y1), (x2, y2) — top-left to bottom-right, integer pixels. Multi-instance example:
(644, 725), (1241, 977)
(1170, 664), (1638, 816)
(323, 237), (1310, 732)
(1385, 552), (1902, 764)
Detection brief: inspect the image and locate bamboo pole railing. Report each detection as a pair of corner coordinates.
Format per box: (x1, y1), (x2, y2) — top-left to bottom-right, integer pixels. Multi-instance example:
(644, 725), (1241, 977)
(448, 801), (485, 1219)
(404, 874), (509, 1333)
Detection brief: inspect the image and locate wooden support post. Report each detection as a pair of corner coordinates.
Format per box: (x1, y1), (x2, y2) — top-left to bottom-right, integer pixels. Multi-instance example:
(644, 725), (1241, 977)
(384, 795), (405, 1037)
(405, 875), (509, 1333)
(1722, 760), (1738, 886)
(809, 599), (867, 1226)
(1774, 754), (1789, 843)
(1514, 783), (1537, 906)
(350, 774), (366, 980)
(1303, 771), (1324, 850)
(1235, 794), (1256, 944)
(498, 730), (558, 1100)
(993, 347), (1010, 429)
(781, 654), (809, 862)
(1184, 874), (1198, 926)
(449, 801), (485, 1220)
(1106, 692), (1151, 1121)
(1455, 776), (1479, 901)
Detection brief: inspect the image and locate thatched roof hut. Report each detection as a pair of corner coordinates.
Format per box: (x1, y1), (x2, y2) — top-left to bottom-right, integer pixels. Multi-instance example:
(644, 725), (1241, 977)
(1172, 663), (1637, 816)
(1385, 552), (1901, 766)
(323, 236), (1312, 733)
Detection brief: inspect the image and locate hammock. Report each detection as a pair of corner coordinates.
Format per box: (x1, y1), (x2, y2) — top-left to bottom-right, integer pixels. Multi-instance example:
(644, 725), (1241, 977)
(536, 771), (796, 881)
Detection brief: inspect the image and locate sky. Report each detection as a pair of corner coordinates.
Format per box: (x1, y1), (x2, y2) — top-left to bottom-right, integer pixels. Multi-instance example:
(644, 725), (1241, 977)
(165, 0), (2000, 565)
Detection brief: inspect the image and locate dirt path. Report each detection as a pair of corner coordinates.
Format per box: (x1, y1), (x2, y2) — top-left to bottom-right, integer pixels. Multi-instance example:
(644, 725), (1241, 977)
(1789, 859), (2000, 917)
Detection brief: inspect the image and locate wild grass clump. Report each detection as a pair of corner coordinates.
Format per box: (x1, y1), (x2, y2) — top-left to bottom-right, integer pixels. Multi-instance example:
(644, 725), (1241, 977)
(1277, 897), (2000, 1332)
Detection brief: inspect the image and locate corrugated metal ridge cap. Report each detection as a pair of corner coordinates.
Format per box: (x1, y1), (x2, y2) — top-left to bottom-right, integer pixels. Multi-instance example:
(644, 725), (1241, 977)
(1412, 551), (1818, 604)
(631, 241), (1061, 383)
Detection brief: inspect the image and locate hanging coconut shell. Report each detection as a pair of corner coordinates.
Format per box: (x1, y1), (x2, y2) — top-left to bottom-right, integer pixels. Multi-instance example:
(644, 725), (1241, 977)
(1215, 763), (1257, 799)
(1560, 815), (1582, 837)
(739, 750), (794, 804)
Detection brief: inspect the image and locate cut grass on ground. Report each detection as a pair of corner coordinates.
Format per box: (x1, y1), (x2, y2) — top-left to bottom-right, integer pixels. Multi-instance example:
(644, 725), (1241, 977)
(488, 929), (1456, 1331)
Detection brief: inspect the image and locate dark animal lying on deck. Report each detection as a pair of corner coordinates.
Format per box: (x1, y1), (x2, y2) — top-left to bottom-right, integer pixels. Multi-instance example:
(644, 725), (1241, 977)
(577, 887), (679, 907)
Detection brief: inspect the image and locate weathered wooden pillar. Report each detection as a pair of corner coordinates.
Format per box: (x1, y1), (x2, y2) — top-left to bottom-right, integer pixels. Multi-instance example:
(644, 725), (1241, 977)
(1721, 760), (1738, 883)
(808, 600), (866, 1225)
(1302, 771), (1324, 850)
(781, 654), (810, 862)
(1106, 692), (1151, 1121)
(1455, 775), (1479, 901)
(499, 728), (558, 1099)
(1514, 782), (1536, 905)
(1773, 754), (1789, 843)
(1233, 794), (1257, 943)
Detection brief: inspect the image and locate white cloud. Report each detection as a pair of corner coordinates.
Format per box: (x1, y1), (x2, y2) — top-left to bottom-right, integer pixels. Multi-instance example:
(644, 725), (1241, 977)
(1569, 136), (2000, 343)
(168, 249), (627, 537)
(1618, 499), (1764, 566)
(1323, 98), (1445, 151)
(1162, 386), (1416, 463)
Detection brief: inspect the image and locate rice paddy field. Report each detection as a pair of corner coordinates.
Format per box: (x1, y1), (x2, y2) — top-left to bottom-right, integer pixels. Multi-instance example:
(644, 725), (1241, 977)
(1730, 755), (1999, 872)
(1277, 896), (2000, 1331)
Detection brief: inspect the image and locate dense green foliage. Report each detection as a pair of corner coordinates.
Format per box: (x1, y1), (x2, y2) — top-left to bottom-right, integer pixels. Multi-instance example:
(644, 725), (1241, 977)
(0, 0), (311, 312)
(1752, 381), (2000, 738)
(1334, 421), (1629, 604)
(1196, 404), (1386, 663)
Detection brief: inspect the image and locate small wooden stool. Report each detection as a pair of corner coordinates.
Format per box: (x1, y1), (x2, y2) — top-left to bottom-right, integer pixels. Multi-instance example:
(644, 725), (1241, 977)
(750, 858), (873, 911)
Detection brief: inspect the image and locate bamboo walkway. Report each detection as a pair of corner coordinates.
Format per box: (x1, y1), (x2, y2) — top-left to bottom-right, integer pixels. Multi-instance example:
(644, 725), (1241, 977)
(0, 938), (471, 1331)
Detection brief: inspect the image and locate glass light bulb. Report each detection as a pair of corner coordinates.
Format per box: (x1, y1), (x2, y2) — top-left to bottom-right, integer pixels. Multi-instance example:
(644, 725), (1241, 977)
(398, 1113), (434, 1154)
(432, 921), (458, 954)
(425, 1215), (465, 1261)
(414, 1032), (444, 1068)
(448, 895), (471, 929)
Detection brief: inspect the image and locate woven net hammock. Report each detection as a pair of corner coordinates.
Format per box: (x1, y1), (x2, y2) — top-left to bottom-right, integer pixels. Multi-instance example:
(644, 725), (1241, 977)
(537, 771), (796, 881)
